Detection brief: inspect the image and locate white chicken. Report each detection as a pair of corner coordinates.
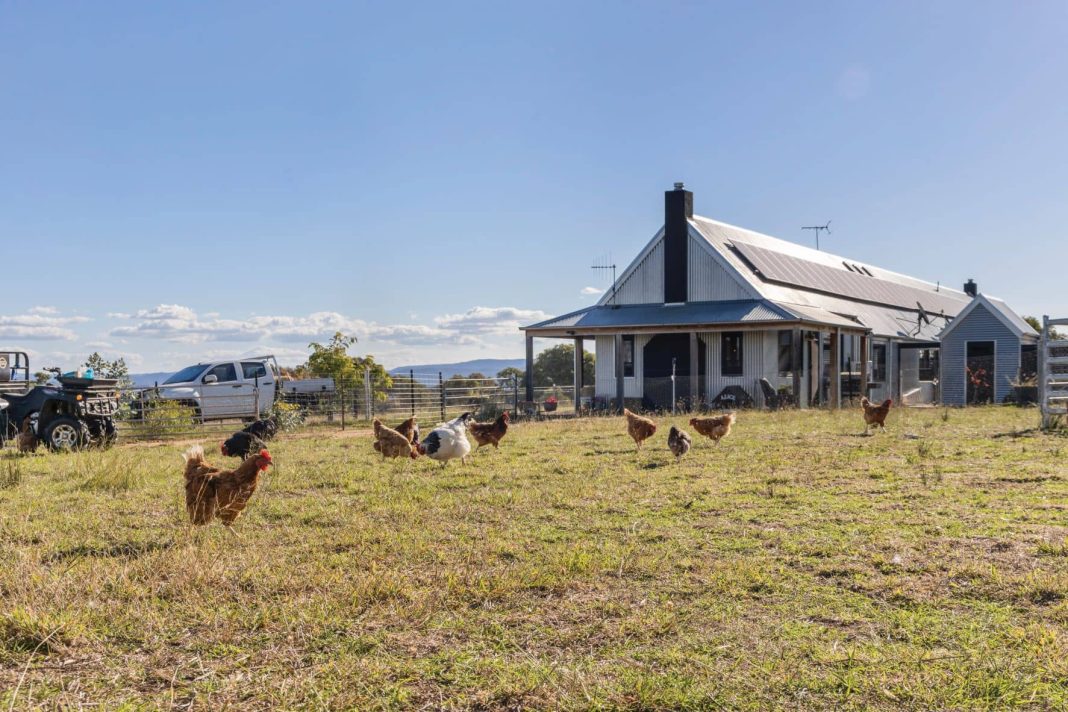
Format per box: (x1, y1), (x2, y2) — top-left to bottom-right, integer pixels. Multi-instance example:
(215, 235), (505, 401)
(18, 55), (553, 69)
(418, 412), (473, 467)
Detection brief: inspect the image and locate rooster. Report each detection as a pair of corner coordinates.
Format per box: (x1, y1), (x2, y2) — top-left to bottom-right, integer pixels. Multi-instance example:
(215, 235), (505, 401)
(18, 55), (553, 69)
(689, 413), (736, 445)
(667, 425), (691, 463)
(182, 445), (272, 528)
(860, 397), (892, 434)
(372, 419), (419, 460)
(469, 411), (509, 450)
(420, 412), (473, 467)
(17, 417), (37, 454)
(623, 408), (657, 450)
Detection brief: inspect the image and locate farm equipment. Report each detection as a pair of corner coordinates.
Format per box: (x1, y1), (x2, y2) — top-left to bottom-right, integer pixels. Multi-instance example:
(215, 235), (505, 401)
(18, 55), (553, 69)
(0, 351), (121, 451)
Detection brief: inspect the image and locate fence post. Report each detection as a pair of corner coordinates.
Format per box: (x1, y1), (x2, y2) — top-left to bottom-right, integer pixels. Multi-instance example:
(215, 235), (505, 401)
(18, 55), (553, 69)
(409, 370), (415, 418)
(340, 381), (346, 431)
(439, 372), (445, 421)
(513, 375), (519, 416)
(364, 367), (372, 421)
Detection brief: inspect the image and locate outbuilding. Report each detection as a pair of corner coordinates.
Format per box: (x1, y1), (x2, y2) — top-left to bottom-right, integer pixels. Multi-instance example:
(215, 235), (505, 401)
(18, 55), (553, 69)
(937, 293), (1039, 405)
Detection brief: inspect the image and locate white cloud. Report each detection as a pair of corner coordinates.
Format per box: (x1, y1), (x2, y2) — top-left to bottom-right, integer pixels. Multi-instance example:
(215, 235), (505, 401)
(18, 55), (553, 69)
(434, 306), (550, 334)
(0, 310), (90, 341)
(108, 304), (542, 356)
(580, 286), (604, 296)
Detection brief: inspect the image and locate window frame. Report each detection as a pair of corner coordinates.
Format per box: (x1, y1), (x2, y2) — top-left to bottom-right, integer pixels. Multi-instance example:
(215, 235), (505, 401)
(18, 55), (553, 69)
(777, 330), (793, 376)
(619, 335), (635, 378)
(721, 331), (744, 377)
(872, 342), (887, 382)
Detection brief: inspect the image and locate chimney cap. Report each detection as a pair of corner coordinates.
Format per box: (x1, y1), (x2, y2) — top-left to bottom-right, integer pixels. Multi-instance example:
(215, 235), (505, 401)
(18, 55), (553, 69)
(673, 182), (685, 191)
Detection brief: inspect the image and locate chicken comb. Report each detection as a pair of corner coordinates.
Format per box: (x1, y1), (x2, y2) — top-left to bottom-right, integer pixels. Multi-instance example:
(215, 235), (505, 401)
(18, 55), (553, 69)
(259, 448), (272, 460)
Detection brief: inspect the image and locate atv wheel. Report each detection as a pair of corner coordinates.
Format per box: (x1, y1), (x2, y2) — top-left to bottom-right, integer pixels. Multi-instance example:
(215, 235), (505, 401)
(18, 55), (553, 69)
(43, 416), (89, 451)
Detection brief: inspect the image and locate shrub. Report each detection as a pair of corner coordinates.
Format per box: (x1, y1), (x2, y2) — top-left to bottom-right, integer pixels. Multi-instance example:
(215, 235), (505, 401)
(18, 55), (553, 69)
(268, 401), (305, 431)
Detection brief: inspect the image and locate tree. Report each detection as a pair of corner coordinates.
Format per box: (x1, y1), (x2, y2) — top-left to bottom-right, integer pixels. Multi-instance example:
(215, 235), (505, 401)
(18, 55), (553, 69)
(496, 366), (525, 383)
(307, 332), (359, 385)
(83, 352), (132, 388)
(1025, 316), (1062, 340)
(305, 332), (392, 402)
(532, 344), (595, 387)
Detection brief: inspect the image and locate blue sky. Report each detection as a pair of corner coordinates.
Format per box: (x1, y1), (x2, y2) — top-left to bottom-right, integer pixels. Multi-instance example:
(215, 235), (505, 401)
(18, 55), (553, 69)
(2, 1), (1066, 372)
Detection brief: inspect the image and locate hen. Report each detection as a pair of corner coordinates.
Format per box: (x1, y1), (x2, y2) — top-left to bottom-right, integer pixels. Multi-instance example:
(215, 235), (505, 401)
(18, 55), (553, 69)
(182, 445), (272, 527)
(372, 418), (419, 460)
(623, 408), (657, 450)
(17, 417), (37, 454)
(374, 416), (419, 453)
(667, 425), (692, 463)
(860, 397), (892, 434)
(221, 431), (266, 459)
(469, 411), (509, 450)
(420, 412), (473, 467)
(242, 417), (278, 442)
(689, 413), (736, 445)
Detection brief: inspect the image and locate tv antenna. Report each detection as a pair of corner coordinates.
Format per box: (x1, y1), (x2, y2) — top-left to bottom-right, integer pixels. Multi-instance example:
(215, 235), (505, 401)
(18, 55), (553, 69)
(591, 256), (617, 304)
(802, 221), (832, 250)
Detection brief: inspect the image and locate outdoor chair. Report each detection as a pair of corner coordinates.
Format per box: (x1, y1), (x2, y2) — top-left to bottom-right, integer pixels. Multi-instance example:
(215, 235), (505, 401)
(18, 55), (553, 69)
(758, 378), (795, 410)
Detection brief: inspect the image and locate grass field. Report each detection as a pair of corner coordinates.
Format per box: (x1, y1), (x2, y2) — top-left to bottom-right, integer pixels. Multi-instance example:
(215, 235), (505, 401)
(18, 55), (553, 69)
(1, 407), (1066, 710)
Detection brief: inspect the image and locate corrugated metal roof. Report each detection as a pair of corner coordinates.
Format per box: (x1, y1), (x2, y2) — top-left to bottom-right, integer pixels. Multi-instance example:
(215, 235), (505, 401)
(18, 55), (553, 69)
(524, 299), (863, 333)
(729, 236), (965, 315)
(985, 296), (1039, 337)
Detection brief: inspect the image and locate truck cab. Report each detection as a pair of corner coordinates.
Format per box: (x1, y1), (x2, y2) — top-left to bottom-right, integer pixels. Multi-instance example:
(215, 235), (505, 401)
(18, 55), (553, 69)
(147, 355), (281, 420)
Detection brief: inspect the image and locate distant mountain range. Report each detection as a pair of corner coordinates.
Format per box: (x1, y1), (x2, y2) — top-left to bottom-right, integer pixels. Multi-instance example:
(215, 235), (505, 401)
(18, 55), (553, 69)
(130, 372), (174, 387)
(388, 358), (524, 378)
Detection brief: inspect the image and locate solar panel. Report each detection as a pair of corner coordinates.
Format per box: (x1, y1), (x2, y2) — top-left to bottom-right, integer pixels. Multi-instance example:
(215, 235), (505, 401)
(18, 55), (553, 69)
(730, 241), (964, 315)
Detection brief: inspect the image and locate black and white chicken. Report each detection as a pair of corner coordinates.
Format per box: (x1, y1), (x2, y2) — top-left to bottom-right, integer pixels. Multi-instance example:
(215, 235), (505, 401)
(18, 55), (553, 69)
(667, 425), (692, 463)
(419, 412), (473, 467)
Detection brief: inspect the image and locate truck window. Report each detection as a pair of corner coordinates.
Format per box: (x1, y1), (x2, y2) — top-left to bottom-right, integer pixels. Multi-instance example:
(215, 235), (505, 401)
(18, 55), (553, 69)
(165, 364), (208, 384)
(205, 363), (237, 383)
(241, 362), (268, 380)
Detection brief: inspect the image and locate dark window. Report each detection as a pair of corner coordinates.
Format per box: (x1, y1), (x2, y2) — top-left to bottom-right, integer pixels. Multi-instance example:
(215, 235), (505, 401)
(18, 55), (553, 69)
(872, 343), (887, 382)
(722, 332), (743, 377)
(777, 330), (793, 375)
(621, 336), (635, 378)
(205, 363), (237, 383)
(918, 348), (939, 382)
(242, 361), (268, 380)
(165, 364), (207, 384)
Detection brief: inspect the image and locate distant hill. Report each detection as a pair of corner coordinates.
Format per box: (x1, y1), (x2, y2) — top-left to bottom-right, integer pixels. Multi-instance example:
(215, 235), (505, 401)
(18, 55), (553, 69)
(130, 372), (174, 387)
(388, 358), (524, 378)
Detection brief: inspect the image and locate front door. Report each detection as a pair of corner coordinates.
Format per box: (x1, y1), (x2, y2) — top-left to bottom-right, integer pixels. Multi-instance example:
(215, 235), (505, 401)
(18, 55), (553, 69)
(966, 341), (995, 405)
(642, 334), (706, 410)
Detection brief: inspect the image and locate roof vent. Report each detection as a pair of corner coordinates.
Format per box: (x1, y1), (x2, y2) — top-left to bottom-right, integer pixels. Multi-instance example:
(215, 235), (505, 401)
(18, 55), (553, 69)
(673, 182), (685, 191)
(964, 279), (977, 297)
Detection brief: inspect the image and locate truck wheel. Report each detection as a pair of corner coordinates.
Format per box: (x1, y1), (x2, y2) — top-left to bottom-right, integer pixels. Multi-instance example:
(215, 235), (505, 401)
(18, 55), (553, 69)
(43, 416), (89, 451)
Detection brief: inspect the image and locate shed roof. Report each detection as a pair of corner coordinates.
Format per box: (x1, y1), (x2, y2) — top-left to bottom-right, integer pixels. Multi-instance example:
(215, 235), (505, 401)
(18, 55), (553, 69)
(937, 294), (1039, 342)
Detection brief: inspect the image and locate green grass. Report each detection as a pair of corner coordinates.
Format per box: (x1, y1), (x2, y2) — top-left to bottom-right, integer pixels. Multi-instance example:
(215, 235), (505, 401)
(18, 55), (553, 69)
(1, 407), (1066, 709)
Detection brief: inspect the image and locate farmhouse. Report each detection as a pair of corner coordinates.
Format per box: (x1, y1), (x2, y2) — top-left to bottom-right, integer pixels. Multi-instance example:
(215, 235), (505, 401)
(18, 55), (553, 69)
(522, 184), (1033, 411)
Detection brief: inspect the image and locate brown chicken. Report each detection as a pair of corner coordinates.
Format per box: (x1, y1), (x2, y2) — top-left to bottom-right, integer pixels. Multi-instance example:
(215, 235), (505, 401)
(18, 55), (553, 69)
(182, 444), (272, 527)
(373, 416), (420, 453)
(689, 412), (736, 445)
(372, 419), (419, 460)
(17, 417), (37, 454)
(469, 411), (509, 450)
(624, 408), (657, 450)
(860, 397), (892, 434)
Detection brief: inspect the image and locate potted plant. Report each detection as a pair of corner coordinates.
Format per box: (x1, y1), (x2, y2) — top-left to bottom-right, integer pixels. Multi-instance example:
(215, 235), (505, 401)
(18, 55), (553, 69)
(543, 395), (558, 412)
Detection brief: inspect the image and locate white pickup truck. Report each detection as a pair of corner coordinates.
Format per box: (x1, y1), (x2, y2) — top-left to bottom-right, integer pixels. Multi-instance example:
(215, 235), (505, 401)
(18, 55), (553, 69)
(140, 355), (282, 421)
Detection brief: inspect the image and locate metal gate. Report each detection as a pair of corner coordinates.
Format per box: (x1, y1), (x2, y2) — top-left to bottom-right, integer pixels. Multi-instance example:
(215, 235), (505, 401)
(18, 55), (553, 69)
(1039, 316), (1068, 429)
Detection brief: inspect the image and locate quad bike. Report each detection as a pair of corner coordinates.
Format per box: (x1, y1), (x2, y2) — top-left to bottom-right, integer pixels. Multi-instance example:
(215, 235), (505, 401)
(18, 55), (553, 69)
(0, 351), (121, 451)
